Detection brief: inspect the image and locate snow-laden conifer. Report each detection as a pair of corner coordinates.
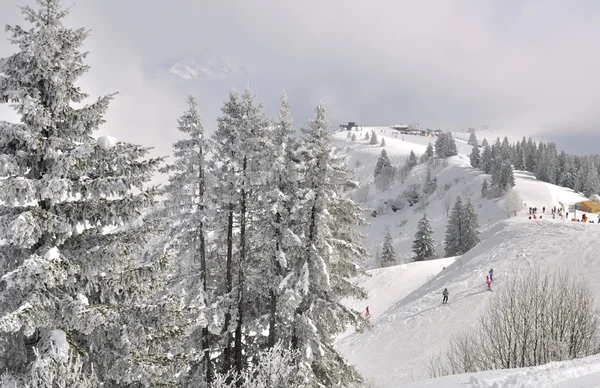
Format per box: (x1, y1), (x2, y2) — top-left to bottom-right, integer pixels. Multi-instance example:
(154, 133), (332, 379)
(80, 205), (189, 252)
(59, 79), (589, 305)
(469, 143), (480, 168)
(444, 197), (464, 257)
(412, 213), (437, 261)
(370, 130), (378, 145)
(0, 0), (166, 384)
(460, 199), (480, 252)
(159, 95), (215, 384)
(374, 148), (392, 177)
(380, 227), (397, 267)
(292, 104), (369, 386)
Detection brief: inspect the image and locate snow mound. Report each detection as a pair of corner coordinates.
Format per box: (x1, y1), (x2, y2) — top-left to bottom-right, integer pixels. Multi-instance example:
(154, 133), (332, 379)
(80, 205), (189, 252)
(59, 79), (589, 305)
(590, 194), (600, 204)
(44, 247), (60, 260)
(49, 329), (69, 358)
(97, 135), (117, 150)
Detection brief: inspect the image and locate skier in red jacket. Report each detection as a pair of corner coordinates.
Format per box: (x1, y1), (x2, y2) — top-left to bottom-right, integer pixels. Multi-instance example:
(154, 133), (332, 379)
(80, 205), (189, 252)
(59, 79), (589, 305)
(486, 275), (491, 290)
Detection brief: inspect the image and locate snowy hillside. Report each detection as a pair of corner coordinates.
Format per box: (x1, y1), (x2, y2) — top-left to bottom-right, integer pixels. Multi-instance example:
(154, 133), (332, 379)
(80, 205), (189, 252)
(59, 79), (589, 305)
(168, 47), (248, 81)
(332, 127), (590, 267)
(338, 219), (600, 386)
(332, 127), (600, 387)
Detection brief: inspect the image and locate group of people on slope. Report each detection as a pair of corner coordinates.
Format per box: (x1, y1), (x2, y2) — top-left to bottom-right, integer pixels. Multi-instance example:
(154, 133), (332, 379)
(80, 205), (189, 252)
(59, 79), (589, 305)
(442, 269), (493, 304)
(528, 204), (600, 223)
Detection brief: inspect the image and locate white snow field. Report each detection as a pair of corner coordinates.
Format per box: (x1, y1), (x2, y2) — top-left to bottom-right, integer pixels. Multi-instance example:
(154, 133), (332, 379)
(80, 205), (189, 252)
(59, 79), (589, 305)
(333, 128), (600, 387)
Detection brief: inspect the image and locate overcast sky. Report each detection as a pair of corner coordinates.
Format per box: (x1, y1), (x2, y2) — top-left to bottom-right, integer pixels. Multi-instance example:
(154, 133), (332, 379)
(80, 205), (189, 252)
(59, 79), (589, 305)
(1, 0), (600, 157)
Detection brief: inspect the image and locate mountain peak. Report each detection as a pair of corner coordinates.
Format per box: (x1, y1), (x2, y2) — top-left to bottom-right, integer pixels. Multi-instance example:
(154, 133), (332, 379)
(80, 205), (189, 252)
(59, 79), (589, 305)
(168, 47), (248, 81)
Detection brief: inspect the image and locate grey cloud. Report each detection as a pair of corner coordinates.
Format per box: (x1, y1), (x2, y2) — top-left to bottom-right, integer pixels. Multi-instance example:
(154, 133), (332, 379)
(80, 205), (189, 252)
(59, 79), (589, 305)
(2, 0), (600, 156)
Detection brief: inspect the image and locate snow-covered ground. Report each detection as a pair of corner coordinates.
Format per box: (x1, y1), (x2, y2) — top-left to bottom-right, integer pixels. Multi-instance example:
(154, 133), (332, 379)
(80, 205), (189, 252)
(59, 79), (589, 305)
(333, 127), (600, 387)
(396, 354), (600, 388)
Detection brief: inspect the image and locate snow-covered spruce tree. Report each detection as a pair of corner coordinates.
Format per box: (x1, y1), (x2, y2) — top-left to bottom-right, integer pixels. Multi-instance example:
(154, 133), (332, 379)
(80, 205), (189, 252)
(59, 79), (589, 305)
(425, 142), (434, 159)
(468, 132), (478, 146)
(380, 227), (396, 267)
(158, 95), (215, 384)
(407, 149), (418, 169)
(444, 197), (464, 257)
(481, 179), (489, 198)
(583, 162), (600, 197)
(423, 168), (437, 196)
(469, 143), (480, 168)
(479, 144), (493, 174)
(351, 133), (356, 141)
(0, 1), (171, 385)
(293, 104), (369, 386)
(258, 92), (305, 353)
(412, 213), (436, 261)
(364, 131), (370, 140)
(370, 130), (378, 145)
(374, 148), (392, 178)
(460, 199), (480, 253)
(380, 137), (386, 147)
(208, 89), (272, 375)
(434, 132), (458, 158)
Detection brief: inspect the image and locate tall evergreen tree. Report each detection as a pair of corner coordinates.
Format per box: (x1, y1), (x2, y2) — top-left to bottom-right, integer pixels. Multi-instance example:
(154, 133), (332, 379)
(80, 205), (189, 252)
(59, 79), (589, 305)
(434, 132), (458, 158)
(412, 213), (437, 261)
(380, 227), (397, 267)
(425, 142), (434, 159)
(159, 95), (214, 384)
(407, 149), (418, 169)
(0, 1), (169, 384)
(479, 145), (493, 174)
(468, 132), (478, 146)
(469, 143), (481, 168)
(444, 197), (464, 257)
(583, 162), (600, 197)
(374, 148), (393, 177)
(293, 104), (369, 386)
(460, 199), (480, 252)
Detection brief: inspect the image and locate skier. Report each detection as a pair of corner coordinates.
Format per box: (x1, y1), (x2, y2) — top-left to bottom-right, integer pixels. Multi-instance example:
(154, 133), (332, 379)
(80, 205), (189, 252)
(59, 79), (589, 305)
(442, 288), (449, 304)
(543, 206), (545, 213)
(489, 269), (494, 282)
(365, 306), (370, 317)
(486, 276), (491, 290)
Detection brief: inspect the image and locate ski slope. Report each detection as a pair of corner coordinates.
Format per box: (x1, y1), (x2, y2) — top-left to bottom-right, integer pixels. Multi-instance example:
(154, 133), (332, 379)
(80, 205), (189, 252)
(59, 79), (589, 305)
(333, 127), (600, 387)
(338, 219), (600, 387)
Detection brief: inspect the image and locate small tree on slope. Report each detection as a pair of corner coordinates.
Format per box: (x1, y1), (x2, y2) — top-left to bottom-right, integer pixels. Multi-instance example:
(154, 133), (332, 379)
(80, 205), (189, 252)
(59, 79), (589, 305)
(374, 148), (392, 178)
(370, 130), (378, 145)
(380, 227), (397, 267)
(0, 1), (169, 384)
(412, 213), (437, 261)
(469, 143), (480, 168)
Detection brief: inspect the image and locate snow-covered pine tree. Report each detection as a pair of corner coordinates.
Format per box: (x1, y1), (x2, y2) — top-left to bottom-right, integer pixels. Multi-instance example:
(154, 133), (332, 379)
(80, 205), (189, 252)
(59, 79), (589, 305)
(351, 133), (357, 141)
(583, 162), (600, 197)
(423, 167), (437, 196)
(346, 130), (351, 139)
(468, 132), (478, 146)
(469, 143), (480, 168)
(412, 213), (437, 261)
(460, 199), (480, 252)
(407, 149), (418, 169)
(380, 227), (397, 267)
(293, 104), (369, 386)
(209, 89), (272, 375)
(0, 1), (170, 384)
(158, 95), (215, 384)
(444, 196), (464, 256)
(425, 142), (434, 159)
(481, 179), (489, 197)
(370, 130), (378, 145)
(259, 92), (304, 353)
(381, 137), (386, 147)
(479, 144), (493, 174)
(374, 148), (392, 177)
(364, 131), (370, 140)
(434, 132), (458, 158)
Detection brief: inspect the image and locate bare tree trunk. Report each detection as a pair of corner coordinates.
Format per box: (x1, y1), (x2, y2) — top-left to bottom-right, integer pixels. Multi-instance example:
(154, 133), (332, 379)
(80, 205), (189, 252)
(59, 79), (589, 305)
(268, 212), (282, 348)
(198, 164), (213, 384)
(234, 157), (248, 376)
(221, 204), (234, 375)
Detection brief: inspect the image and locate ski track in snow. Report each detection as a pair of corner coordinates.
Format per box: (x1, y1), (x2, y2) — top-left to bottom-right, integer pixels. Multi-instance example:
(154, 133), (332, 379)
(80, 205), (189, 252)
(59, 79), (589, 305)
(333, 128), (600, 387)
